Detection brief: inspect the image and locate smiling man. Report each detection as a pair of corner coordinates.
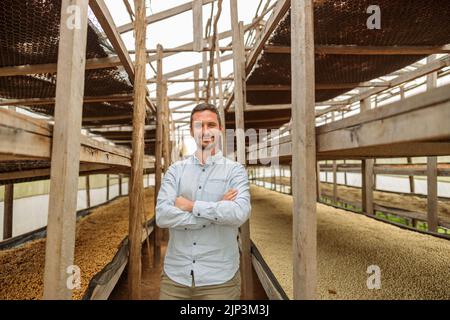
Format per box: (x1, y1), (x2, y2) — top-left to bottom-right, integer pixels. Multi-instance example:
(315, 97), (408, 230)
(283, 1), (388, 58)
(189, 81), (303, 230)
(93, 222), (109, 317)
(156, 103), (251, 300)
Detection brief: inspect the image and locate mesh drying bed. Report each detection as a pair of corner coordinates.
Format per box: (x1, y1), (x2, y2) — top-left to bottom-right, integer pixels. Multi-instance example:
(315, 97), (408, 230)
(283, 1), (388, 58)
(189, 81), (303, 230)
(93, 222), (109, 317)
(0, 0), (135, 125)
(247, 0), (450, 106)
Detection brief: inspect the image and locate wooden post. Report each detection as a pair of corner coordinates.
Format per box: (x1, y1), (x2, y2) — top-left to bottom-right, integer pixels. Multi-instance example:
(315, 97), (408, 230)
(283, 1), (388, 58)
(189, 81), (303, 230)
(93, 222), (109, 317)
(215, 37), (227, 154)
(291, 0), (317, 300)
(427, 156), (438, 232)
(119, 174), (123, 196)
(332, 161), (337, 203)
(85, 175), (91, 207)
(192, 0), (203, 52)
(230, 0), (253, 298)
(373, 158), (377, 190)
(3, 184), (13, 239)
(343, 160), (347, 186)
(407, 157), (415, 194)
(316, 162), (321, 201)
(43, 0), (89, 300)
(362, 159), (374, 215)
(153, 44), (164, 267)
(106, 174), (110, 201)
(426, 55), (438, 232)
(162, 83), (170, 172)
(128, 0), (147, 300)
(194, 66), (200, 104)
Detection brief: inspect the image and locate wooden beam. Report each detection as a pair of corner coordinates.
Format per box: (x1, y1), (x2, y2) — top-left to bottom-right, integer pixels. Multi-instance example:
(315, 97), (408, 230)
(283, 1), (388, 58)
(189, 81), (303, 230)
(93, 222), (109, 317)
(147, 54), (233, 81)
(230, 0), (253, 298)
(85, 175), (91, 208)
(0, 56), (122, 77)
(117, 0), (215, 34)
(90, 0), (134, 79)
(426, 56), (438, 233)
(118, 174), (123, 196)
(225, 0), (290, 111)
(0, 108), (155, 169)
(347, 56), (450, 105)
(264, 44), (450, 55)
(89, 0), (155, 113)
(245, 0), (290, 76)
(291, 0), (317, 300)
(362, 159), (374, 215)
(43, 0), (89, 300)
(128, 0), (146, 300)
(193, 0), (204, 52)
(3, 184), (13, 240)
(0, 94), (134, 107)
(153, 44), (164, 267)
(427, 157), (439, 232)
(246, 82), (388, 91)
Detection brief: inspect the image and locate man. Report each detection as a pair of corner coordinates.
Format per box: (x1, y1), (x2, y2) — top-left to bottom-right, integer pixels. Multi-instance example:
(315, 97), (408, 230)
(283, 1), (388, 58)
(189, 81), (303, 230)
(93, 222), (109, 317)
(156, 103), (251, 300)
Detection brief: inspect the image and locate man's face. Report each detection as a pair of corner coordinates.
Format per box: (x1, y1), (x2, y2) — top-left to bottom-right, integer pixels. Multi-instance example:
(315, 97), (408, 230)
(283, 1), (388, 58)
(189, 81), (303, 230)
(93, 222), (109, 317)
(190, 110), (222, 151)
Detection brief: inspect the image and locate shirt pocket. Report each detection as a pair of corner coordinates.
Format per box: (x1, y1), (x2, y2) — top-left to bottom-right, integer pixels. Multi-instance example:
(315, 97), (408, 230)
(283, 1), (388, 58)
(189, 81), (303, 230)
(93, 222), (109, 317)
(204, 178), (227, 201)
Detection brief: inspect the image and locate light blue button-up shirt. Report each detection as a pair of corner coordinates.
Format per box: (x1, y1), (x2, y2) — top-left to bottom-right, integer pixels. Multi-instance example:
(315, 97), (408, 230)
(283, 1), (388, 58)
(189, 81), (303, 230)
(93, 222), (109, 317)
(155, 150), (251, 287)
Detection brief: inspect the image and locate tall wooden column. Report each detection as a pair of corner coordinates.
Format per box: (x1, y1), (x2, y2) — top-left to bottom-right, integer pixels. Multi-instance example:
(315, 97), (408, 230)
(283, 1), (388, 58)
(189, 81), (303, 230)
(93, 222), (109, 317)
(43, 0), (89, 300)
(427, 157), (438, 232)
(106, 174), (110, 201)
(291, 0), (317, 300)
(118, 174), (123, 196)
(128, 0), (147, 300)
(426, 55), (438, 233)
(3, 184), (13, 239)
(85, 175), (91, 208)
(360, 91), (374, 215)
(362, 159), (374, 215)
(153, 44), (164, 267)
(230, 0), (253, 299)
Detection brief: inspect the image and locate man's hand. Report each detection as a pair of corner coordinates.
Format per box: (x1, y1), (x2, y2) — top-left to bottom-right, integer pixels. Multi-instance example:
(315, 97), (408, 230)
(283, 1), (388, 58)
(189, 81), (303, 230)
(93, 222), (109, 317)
(175, 196), (194, 212)
(222, 188), (238, 201)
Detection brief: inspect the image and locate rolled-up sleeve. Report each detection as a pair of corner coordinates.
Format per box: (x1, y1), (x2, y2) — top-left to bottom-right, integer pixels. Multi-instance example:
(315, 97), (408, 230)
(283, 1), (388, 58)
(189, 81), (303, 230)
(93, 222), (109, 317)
(192, 164), (251, 227)
(156, 164), (212, 230)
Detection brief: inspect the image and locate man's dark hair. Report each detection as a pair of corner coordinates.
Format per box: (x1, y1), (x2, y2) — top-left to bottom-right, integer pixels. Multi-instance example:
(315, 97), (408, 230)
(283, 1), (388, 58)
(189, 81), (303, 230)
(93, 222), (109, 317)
(190, 103), (222, 128)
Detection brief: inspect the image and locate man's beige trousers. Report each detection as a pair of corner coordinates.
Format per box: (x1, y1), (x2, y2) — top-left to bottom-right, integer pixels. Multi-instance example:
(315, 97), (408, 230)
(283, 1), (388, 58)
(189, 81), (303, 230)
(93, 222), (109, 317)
(159, 269), (241, 300)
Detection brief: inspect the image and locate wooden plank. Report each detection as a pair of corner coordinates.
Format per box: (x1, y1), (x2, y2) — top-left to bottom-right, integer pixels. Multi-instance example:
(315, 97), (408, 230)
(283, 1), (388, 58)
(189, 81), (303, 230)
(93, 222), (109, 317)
(106, 174), (110, 201)
(118, 174), (123, 196)
(0, 56), (122, 77)
(0, 94), (133, 107)
(89, 224), (154, 300)
(89, 0), (155, 113)
(427, 157), (439, 232)
(193, 0), (204, 52)
(230, 0), (253, 296)
(264, 44), (450, 55)
(0, 164), (112, 185)
(0, 110), (154, 169)
(245, 0), (290, 75)
(347, 56), (450, 105)
(128, 0), (147, 300)
(3, 184), (13, 240)
(43, 0), (89, 300)
(148, 54), (233, 80)
(332, 161), (337, 203)
(246, 82), (388, 91)
(90, 0), (134, 79)
(224, 0), (290, 111)
(86, 176), (91, 208)
(362, 159), (374, 215)
(117, 0), (215, 34)
(291, 0), (316, 300)
(251, 255), (284, 300)
(153, 44), (164, 267)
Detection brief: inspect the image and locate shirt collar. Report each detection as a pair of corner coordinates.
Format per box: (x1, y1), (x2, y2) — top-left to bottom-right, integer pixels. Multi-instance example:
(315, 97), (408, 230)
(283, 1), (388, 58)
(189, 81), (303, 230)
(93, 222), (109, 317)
(192, 149), (223, 166)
